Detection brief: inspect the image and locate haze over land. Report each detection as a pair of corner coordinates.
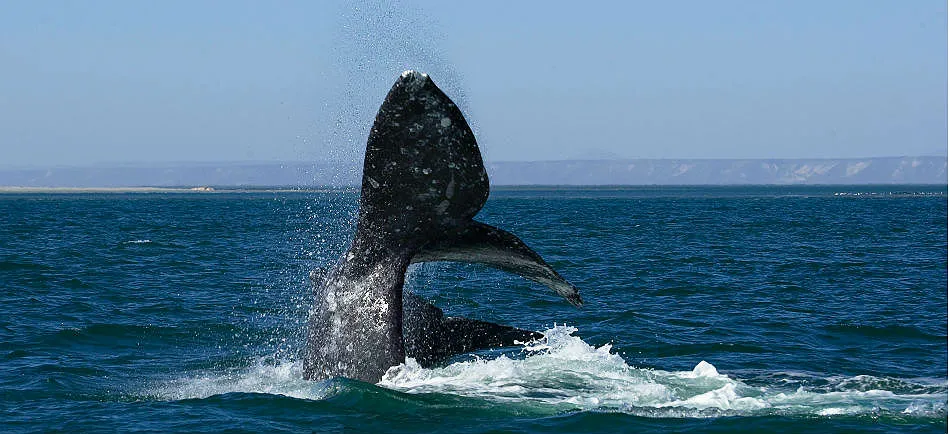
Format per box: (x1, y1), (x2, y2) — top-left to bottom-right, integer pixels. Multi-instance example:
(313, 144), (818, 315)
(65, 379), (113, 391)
(1, 157), (945, 187)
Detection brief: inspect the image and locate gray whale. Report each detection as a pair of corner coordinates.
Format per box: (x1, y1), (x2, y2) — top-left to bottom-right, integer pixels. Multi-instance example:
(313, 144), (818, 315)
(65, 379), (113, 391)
(304, 71), (582, 382)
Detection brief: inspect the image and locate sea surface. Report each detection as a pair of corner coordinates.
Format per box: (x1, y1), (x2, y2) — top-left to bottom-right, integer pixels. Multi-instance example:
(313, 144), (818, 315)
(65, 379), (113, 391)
(1, 185), (946, 433)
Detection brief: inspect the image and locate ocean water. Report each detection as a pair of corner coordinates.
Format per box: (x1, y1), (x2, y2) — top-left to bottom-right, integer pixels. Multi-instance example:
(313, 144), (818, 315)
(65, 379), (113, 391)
(0, 185), (946, 433)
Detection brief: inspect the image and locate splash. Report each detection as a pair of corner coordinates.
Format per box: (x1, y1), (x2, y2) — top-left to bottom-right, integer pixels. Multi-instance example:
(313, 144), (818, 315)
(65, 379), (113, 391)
(151, 357), (320, 402)
(379, 326), (946, 417)
(151, 326), (946, 418)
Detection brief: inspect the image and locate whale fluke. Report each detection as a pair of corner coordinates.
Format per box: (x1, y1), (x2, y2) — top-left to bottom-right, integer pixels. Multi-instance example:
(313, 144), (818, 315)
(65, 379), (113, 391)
(358, 70), (488, 245)
(304, 71), (581, 382)
(411, 222), (583, 307)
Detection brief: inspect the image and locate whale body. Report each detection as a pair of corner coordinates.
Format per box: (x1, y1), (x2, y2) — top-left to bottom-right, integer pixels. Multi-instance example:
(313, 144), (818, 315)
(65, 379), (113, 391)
(304, 71), (582, 382)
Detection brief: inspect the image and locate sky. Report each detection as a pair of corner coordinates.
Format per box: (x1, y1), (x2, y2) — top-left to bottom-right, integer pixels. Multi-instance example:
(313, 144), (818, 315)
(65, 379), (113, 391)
(0, 0), (946, 167)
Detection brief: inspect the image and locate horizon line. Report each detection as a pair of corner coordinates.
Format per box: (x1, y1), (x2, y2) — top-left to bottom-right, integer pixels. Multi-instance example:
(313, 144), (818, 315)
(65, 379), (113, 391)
(2, 154), (947, 170)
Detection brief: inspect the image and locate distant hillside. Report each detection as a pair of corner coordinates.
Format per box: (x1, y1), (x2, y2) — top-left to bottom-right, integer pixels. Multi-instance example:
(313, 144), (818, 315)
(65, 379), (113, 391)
(486, 157), (948, 185)
(0, 157), (945, 187)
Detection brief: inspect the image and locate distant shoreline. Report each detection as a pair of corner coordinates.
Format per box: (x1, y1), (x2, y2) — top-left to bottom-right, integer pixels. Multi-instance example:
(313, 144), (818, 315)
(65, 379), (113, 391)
(1, 156), (945, 186)
(0, 186), (197, 193)
(0, 186), (341, 193)
(0, 184), (945, 194)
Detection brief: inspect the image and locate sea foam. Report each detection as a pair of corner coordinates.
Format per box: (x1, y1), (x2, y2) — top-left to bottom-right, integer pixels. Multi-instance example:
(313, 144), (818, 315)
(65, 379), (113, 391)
(152, 325), (947, 418)
(379, 326), (946, 417)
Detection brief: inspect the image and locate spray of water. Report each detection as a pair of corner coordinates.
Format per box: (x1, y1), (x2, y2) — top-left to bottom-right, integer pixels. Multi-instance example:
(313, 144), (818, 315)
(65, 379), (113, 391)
(151, 325), (946, 418)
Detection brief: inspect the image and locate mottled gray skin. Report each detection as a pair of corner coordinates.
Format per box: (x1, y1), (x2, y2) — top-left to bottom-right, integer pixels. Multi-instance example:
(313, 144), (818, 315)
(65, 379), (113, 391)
(304, 72), (581, 383)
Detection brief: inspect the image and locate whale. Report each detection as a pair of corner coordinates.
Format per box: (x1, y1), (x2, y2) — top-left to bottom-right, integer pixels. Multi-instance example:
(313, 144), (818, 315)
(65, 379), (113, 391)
(304, 71), (582, 382)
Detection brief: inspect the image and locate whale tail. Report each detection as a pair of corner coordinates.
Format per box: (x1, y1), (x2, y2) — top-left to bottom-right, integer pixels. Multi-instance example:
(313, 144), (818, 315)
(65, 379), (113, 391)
(357, 70), (487, 247)
(359, 71), (582, 307)
(305, 71), (582, 381)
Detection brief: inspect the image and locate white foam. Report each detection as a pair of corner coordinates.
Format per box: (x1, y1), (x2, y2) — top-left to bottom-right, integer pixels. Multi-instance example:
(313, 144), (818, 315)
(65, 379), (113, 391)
(149, 326), (947, 418)
(125, 239), (152, 244)
(150, 357), (322, 401)
(378, 326), (946, 417)
(681, 360), (721, 378)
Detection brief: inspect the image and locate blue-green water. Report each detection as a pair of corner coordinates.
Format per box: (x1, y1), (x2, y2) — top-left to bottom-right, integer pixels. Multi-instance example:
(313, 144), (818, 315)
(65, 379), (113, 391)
(1, 185), (946, 433)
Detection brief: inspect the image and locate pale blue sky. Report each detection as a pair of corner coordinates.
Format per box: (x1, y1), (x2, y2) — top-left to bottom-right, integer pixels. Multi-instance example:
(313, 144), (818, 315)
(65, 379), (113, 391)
(0, 0), (946, 167)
